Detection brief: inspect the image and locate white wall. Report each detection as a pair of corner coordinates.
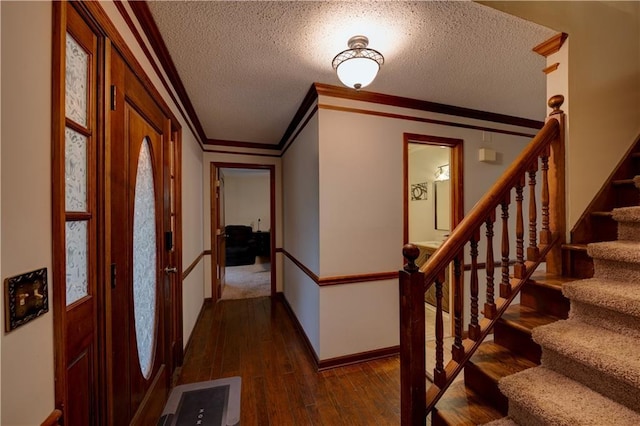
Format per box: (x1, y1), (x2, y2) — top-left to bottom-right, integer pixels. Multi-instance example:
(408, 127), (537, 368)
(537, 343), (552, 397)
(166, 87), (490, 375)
(1, 2), (55, 424)
(482, 1), (640, 230)
(201, 152), (283, 298)
(0, 1), (205, 422)
(223, 172), (270, 230)
(282, 113), (321, 354)
(315, 95), (533, 359)
(181, 134), (204, 347)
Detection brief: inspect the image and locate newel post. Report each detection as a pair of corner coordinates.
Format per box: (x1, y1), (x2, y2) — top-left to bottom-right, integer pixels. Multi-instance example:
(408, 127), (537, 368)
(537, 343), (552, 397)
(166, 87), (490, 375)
(400, 244), (426, 426)
(545, 95), (566, 274)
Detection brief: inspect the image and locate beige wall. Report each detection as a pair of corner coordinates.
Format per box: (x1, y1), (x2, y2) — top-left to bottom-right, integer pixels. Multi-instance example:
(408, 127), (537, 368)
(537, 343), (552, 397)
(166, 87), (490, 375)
(299, 95), (534, 359)
(181, 133), (204, 347)
(1, 2), (55, 424)
(223, 172), (270, 230)
(282, 113), (321, 354)
(482, 1), (640, 229)
(0, 1), (205, 423)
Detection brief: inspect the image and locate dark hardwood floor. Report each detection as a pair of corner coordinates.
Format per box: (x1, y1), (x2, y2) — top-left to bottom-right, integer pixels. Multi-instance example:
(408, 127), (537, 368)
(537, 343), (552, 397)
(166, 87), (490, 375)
(177, 296), (401, 425)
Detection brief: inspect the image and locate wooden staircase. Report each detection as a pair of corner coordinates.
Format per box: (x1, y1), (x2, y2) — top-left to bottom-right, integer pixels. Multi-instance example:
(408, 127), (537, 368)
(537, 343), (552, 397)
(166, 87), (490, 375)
(431, 273), (571, 425)
(430, 138), (640, 425)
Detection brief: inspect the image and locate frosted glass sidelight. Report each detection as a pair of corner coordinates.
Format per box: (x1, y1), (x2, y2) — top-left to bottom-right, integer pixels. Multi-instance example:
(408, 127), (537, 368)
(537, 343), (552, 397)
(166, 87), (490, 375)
(65, 32), (88, 126)
(65, 127), (88, 212)
(66, 221), (88, 305)
(133, 138), (157, 379)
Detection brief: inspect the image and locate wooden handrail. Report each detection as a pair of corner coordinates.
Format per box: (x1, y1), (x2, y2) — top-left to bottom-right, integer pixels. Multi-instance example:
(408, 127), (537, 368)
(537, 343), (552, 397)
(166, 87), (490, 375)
(400, 95), (566, 425)
(41, 409), (63, 426)
(419, 118), (560, 286)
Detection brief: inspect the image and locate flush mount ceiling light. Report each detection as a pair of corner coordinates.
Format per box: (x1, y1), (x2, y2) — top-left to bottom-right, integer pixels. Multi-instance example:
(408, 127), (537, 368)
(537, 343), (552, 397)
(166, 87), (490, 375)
(332, 35), (384, 90)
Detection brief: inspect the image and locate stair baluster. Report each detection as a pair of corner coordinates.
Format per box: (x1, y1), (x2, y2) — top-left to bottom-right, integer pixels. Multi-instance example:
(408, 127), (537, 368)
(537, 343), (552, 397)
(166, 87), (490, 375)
(515, 176), (526, 278)
(528, 162), (540, 261)
(540, 151), (551, 247)
(434, 272), (446, 387)
(500, 196), (511, 298)
(485, 211), (497, 319)
(452, 253), (464, 362)
(469, 230), (481, 341)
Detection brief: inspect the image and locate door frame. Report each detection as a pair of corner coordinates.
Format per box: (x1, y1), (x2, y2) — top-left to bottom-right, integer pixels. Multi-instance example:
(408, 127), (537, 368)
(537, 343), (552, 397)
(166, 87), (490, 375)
(402, 133), (464, 332)
(52, 2), (184, 424)
(210, 162), (276, 301)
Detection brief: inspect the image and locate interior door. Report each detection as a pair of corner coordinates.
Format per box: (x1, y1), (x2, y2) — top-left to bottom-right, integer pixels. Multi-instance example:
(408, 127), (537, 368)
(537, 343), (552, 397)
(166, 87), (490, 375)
(216, 170), (226, 299)
(110, 48), (170, 425)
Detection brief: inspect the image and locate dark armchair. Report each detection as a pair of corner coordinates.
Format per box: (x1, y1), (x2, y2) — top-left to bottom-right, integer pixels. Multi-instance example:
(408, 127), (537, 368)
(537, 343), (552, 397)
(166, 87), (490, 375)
(225, 225), (256, 266)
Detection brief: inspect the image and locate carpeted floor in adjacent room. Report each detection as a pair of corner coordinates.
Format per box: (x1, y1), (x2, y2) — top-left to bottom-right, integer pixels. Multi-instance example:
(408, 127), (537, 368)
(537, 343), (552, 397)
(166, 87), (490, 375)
(221, 261), (271, 300)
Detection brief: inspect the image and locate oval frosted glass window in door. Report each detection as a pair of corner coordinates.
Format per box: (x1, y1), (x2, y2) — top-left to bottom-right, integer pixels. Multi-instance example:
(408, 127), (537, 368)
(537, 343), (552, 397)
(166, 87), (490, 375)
(132, 137), (157, 379)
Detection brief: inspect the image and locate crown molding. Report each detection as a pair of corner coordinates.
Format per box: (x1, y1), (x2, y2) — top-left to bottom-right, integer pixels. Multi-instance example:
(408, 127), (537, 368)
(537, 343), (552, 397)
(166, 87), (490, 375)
(127, 1), (209, 144)
(206, 139), (281, 150)
(533, 32), (568, 58)
(313, 83), (544, 130)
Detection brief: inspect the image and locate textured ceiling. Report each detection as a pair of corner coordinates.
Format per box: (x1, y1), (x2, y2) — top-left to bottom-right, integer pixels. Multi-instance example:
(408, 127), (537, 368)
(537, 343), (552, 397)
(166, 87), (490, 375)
(146, 1), (556, 146)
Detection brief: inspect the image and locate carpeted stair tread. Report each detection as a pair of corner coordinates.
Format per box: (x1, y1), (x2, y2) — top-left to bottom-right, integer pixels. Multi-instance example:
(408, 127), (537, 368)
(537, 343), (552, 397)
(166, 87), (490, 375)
(562, 278), (640, 317)
(468, 342), (537, 382)
(587, 240), (640, 263)
(432, 381), (503, 426)
(532, 320), (640, 388)
(612, 206), (640, 222)
(499, 366), (640, 426)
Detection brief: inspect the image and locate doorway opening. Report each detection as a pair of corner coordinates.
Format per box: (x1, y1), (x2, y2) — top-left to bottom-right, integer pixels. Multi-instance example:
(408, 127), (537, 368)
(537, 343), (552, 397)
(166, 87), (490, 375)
(403, 133), (463, 353)
(210, 163), (276, 301)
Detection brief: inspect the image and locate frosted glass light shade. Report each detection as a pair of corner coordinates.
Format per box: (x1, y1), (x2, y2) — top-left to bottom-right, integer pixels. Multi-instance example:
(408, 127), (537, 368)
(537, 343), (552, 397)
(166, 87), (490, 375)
(332, 35), (384, 90)
(336, 57), (380, 90)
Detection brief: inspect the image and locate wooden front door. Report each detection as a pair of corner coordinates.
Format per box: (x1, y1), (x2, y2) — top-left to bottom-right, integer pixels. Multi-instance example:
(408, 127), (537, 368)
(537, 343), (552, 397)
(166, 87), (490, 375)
(110, 48), (171, 425)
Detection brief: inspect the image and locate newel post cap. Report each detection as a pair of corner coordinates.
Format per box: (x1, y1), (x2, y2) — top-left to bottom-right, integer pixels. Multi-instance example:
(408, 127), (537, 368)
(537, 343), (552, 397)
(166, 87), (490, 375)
(402, 244), (420, 272)
(548, 94), (564, 115)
